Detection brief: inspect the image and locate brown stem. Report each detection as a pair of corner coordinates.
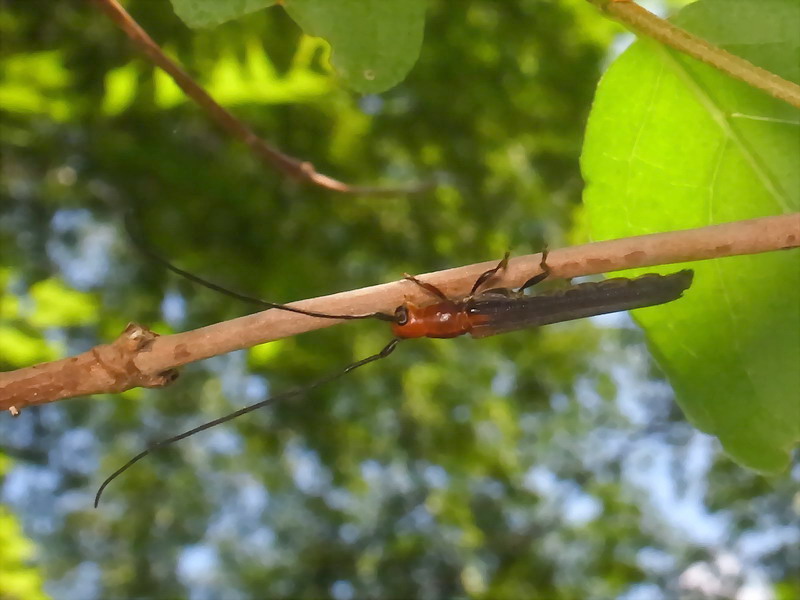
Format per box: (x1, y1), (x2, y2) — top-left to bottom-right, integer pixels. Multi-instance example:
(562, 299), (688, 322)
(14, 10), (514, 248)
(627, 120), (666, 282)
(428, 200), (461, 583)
(90, 0), (432, 195)
(2, 214), (798, 412)
(591, 0), (800, 109)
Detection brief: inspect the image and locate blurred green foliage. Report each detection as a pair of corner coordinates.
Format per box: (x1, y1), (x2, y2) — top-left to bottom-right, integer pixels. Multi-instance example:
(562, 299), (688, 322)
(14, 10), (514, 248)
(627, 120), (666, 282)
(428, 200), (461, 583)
(0, 457), (49, 600)
(1, 1), (797, 599)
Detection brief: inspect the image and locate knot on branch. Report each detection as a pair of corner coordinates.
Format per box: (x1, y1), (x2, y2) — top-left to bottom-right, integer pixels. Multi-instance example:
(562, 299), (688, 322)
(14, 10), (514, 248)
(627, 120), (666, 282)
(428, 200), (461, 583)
(91, 323), (179, 392)
(0, 323), (180, 412)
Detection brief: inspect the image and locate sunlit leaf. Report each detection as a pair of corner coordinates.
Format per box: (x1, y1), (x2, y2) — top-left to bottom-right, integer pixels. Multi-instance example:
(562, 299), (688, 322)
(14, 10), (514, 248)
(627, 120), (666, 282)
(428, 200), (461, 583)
(582, 0), (800, 473)
(249, 338), (287, 366)
(102, 62), (140, 116)
(0, 51), (72, 119)
(0, 326), (59, 366)
(206, 39), (332, 105)
(0, 510), (50, 600)
(0, 461), (48, 600)
(29, 278), (99, 328)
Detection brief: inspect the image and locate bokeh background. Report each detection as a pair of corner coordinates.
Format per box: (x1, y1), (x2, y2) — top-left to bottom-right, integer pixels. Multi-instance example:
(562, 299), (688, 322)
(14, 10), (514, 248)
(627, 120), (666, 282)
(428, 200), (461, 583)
(1, 1), (798, 599)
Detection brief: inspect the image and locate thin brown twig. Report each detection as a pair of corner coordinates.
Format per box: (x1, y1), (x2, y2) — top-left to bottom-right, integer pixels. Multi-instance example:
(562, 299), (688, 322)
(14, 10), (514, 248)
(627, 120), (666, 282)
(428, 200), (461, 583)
(591, 0), (800, 109)
(91, 0), (432, 195)
(2, 213), (798, 411)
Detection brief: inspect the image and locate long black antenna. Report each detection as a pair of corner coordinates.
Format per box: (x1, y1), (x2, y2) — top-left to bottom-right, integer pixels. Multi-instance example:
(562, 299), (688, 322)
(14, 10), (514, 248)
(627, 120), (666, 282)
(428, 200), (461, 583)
(94, 338), (400, 507)
(122, 209), (397, 323)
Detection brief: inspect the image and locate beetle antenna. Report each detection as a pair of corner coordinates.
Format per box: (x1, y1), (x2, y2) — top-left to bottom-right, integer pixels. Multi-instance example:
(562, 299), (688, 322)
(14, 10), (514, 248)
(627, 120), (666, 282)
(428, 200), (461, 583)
(94, 338), (400, 507)
(122, 208), (396, 322)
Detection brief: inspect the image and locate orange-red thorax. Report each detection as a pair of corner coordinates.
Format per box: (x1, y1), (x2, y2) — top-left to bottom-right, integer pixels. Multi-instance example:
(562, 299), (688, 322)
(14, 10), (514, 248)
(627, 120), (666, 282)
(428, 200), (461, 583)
(390, 300), (490, 339)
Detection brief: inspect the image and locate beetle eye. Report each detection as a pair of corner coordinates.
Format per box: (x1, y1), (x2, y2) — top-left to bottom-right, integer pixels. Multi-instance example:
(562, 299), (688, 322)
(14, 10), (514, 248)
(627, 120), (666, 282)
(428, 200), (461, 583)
(394, 306), (408, 326)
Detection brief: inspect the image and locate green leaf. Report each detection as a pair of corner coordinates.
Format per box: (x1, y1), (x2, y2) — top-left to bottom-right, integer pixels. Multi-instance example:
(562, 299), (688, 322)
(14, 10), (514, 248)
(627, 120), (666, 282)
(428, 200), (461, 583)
(0, 459), (49, 600)
(581, 0), (800, 473)
(0, 326), (59, 367)
(0, 510), (50, 600)
(0, 51), (72, 120)
(170, 0), (278, 28)
(168, 0), (426, 92)
(284, 0), (426, 93)
(102, 62), (139, 115)
(29, 278), (99, 328)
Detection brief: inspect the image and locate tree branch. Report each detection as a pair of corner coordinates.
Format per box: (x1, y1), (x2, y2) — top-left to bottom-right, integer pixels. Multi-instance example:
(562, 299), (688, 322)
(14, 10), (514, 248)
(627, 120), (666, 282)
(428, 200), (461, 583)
(91, 0), (432, 196)
(2, 214), (798, 412)
(591, 0), (800, 109)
